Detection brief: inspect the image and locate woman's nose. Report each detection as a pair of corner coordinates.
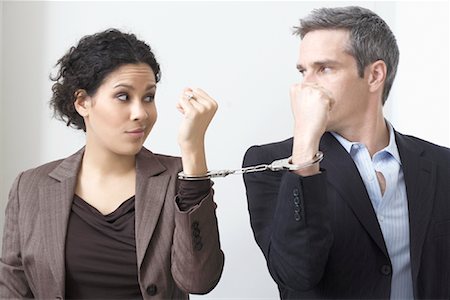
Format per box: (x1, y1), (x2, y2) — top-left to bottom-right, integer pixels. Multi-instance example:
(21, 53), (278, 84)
(130, 100), (148, 121)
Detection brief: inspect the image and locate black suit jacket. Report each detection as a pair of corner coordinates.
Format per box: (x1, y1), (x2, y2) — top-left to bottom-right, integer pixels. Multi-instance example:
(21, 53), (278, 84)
(243, 132), (449, 299)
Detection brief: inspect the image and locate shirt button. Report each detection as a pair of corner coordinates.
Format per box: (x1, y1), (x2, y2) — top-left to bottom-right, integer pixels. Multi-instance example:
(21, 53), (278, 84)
(378, 215), (384, 222)
(380, 265), (392, 275)
(146, 284), (158, 296)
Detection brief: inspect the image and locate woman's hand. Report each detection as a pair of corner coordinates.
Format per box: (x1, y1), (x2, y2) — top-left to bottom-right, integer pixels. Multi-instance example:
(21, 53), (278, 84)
(176, 88), (218, 176)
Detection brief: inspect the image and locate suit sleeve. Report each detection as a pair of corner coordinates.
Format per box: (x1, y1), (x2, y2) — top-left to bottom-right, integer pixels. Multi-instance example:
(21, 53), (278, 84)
(0, 173), (33, 298)
(243, 145), (333, 291)
(170, 179), (224, 294)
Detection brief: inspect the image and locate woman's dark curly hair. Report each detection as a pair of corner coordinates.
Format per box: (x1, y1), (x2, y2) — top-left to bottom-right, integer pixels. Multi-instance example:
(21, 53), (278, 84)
(50, 28), (161, 131)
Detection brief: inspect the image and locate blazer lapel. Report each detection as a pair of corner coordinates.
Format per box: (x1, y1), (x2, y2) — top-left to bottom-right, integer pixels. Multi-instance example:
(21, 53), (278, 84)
(39, 148), (84, 294)
(395, 132), (436, 285)
(134, 148), (170, 269)
(320, 133), (389, 257)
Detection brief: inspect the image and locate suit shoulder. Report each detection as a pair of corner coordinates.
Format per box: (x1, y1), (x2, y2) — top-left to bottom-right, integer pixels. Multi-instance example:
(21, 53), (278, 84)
(243, 137), (293, 167)
(153, 153), (183, 171)
(20, 159), (65, 182)
(398, 133), (450, 162)
(9, 158), (65, 202)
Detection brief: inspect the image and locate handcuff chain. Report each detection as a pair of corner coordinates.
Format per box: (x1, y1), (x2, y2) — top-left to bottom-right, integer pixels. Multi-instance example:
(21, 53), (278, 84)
(177, 151), (323, 180)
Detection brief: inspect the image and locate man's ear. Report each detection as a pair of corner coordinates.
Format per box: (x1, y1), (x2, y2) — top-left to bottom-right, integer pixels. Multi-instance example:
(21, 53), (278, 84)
(74, 89), (90, 117)
(367, 60), (387, 93)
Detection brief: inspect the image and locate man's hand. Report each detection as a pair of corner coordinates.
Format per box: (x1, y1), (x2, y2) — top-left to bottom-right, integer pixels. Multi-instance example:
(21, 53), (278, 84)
(290, 83), (334, 176)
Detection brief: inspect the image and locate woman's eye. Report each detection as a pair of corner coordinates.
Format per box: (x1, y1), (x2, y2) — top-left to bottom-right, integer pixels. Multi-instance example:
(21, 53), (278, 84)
(117, 94), (128, 101)
(144, 95), (155, 102)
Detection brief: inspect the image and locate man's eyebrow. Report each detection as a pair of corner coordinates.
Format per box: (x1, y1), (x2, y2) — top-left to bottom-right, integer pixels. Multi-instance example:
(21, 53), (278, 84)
(297, 60), (340, 70)
(296, 64), (304, 71)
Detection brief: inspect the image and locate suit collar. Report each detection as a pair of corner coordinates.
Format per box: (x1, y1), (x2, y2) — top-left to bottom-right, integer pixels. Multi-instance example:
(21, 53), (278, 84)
(320, 132), (390, 257)
(47, 147), (167, 181)
(394, 132), (436, 289)
(133, 148), (171, 268)
(321, 131), (437, 294)
(41, 148), (83, 294)
(135, 147), (167, 178)
(48, 147), (84, 182)
(41, 147), (171, 293)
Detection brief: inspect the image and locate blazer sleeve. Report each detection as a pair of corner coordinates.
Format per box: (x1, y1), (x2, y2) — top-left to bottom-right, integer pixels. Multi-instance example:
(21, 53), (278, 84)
(0, 173), (33, 298)
(243, 145), (333, 291)
(170, 181), (224, 294)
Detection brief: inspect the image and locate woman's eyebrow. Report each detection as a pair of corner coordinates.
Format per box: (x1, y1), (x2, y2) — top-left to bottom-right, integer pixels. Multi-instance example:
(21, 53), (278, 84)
(113, 83), (156, 90)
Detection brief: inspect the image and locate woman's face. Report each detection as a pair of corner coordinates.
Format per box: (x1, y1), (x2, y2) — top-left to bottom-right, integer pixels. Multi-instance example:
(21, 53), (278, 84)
(82, 63), (157, 156)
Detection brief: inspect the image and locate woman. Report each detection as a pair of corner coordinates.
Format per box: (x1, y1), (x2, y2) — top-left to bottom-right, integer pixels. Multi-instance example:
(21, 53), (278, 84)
(0, 29), (224, 299)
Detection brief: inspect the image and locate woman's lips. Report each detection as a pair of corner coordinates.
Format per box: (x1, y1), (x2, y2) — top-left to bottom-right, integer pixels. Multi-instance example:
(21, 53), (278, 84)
(126, 128), (145, 138)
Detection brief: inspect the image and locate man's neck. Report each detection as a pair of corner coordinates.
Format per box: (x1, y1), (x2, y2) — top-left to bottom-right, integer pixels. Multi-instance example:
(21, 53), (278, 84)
(335, 115), (390, 157)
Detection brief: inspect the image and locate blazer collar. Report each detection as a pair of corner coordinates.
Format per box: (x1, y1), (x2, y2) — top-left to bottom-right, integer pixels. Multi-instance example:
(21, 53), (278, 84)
(133, 148), (171, 269)
(41, 148), (84, 295)
(320, 131), (437, 289)
(48, 147), (84, 181)
(41, 147), (171, 294)
(319, 132), (389, 257)
(394, 132), (436, 288)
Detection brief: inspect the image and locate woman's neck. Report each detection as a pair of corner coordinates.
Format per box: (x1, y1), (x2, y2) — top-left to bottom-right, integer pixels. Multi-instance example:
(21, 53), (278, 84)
(81, 143), (136, 178)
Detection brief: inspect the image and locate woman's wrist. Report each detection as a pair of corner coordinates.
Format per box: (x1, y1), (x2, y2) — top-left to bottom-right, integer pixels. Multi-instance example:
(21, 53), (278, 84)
(180, 145), (207, 176)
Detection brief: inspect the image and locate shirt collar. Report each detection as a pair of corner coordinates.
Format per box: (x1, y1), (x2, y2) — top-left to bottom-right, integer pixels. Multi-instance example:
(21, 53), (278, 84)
(330, 121), (402, 165)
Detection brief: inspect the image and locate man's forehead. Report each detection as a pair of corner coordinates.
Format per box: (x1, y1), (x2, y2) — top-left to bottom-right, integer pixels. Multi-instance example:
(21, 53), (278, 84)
(300, 29), (350, 49)
(298, 29), (351, 62)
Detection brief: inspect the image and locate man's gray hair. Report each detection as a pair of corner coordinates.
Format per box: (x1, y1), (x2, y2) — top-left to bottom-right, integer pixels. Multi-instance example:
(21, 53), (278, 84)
(294, 6), (399, 104)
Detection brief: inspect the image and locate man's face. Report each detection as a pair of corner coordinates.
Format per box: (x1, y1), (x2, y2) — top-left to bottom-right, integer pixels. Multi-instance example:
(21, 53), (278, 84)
(297, 29), (370, 133)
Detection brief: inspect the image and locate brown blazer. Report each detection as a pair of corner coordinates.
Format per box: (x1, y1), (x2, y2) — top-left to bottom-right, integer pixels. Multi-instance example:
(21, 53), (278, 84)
(0, 147), (224, 299)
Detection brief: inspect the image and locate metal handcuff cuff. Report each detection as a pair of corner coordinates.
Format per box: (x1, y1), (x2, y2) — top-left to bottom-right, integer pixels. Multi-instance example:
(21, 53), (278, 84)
(178, 151), (324, 180)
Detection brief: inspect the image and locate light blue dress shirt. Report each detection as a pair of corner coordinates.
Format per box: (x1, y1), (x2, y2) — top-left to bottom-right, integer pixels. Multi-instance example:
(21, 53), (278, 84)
(331, 123), (413, 299)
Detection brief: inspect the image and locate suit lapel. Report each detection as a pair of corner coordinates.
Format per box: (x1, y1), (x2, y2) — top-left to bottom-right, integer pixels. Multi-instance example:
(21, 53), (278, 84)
(134, 148), (170, 269)
(395, 133), (436, 284)
(40, 148), (84, 294)
(320, 133), (389, 257)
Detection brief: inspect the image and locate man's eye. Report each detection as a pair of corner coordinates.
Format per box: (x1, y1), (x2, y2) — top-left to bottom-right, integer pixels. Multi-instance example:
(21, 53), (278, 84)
(321, 66), (332, 73)
(298, 69), (306, 79)
(117, 94), (128, 101)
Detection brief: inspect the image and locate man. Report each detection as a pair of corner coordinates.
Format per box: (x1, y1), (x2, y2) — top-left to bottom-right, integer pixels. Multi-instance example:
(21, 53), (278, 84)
(243, 6), (449, 299)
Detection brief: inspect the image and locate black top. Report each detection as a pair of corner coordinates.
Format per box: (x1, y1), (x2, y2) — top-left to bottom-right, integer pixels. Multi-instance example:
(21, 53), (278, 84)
(65, 180), (211, 299)
(65, 194), (142, 299)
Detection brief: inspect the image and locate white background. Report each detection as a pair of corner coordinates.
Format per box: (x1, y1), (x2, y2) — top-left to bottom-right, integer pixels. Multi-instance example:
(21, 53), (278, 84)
(1, 1), (449, 299)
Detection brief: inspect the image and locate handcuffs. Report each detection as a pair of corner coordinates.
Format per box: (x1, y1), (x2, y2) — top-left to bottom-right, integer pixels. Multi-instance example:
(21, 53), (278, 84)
(178, 151), (324, 180)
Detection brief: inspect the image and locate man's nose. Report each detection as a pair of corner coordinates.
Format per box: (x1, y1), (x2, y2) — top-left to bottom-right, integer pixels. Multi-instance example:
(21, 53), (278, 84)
(302, 71), (317, 84)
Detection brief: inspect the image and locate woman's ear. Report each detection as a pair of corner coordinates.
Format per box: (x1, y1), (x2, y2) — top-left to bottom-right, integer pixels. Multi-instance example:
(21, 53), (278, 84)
(368, 60), (387, 93)
(74, 89), (90, 117)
